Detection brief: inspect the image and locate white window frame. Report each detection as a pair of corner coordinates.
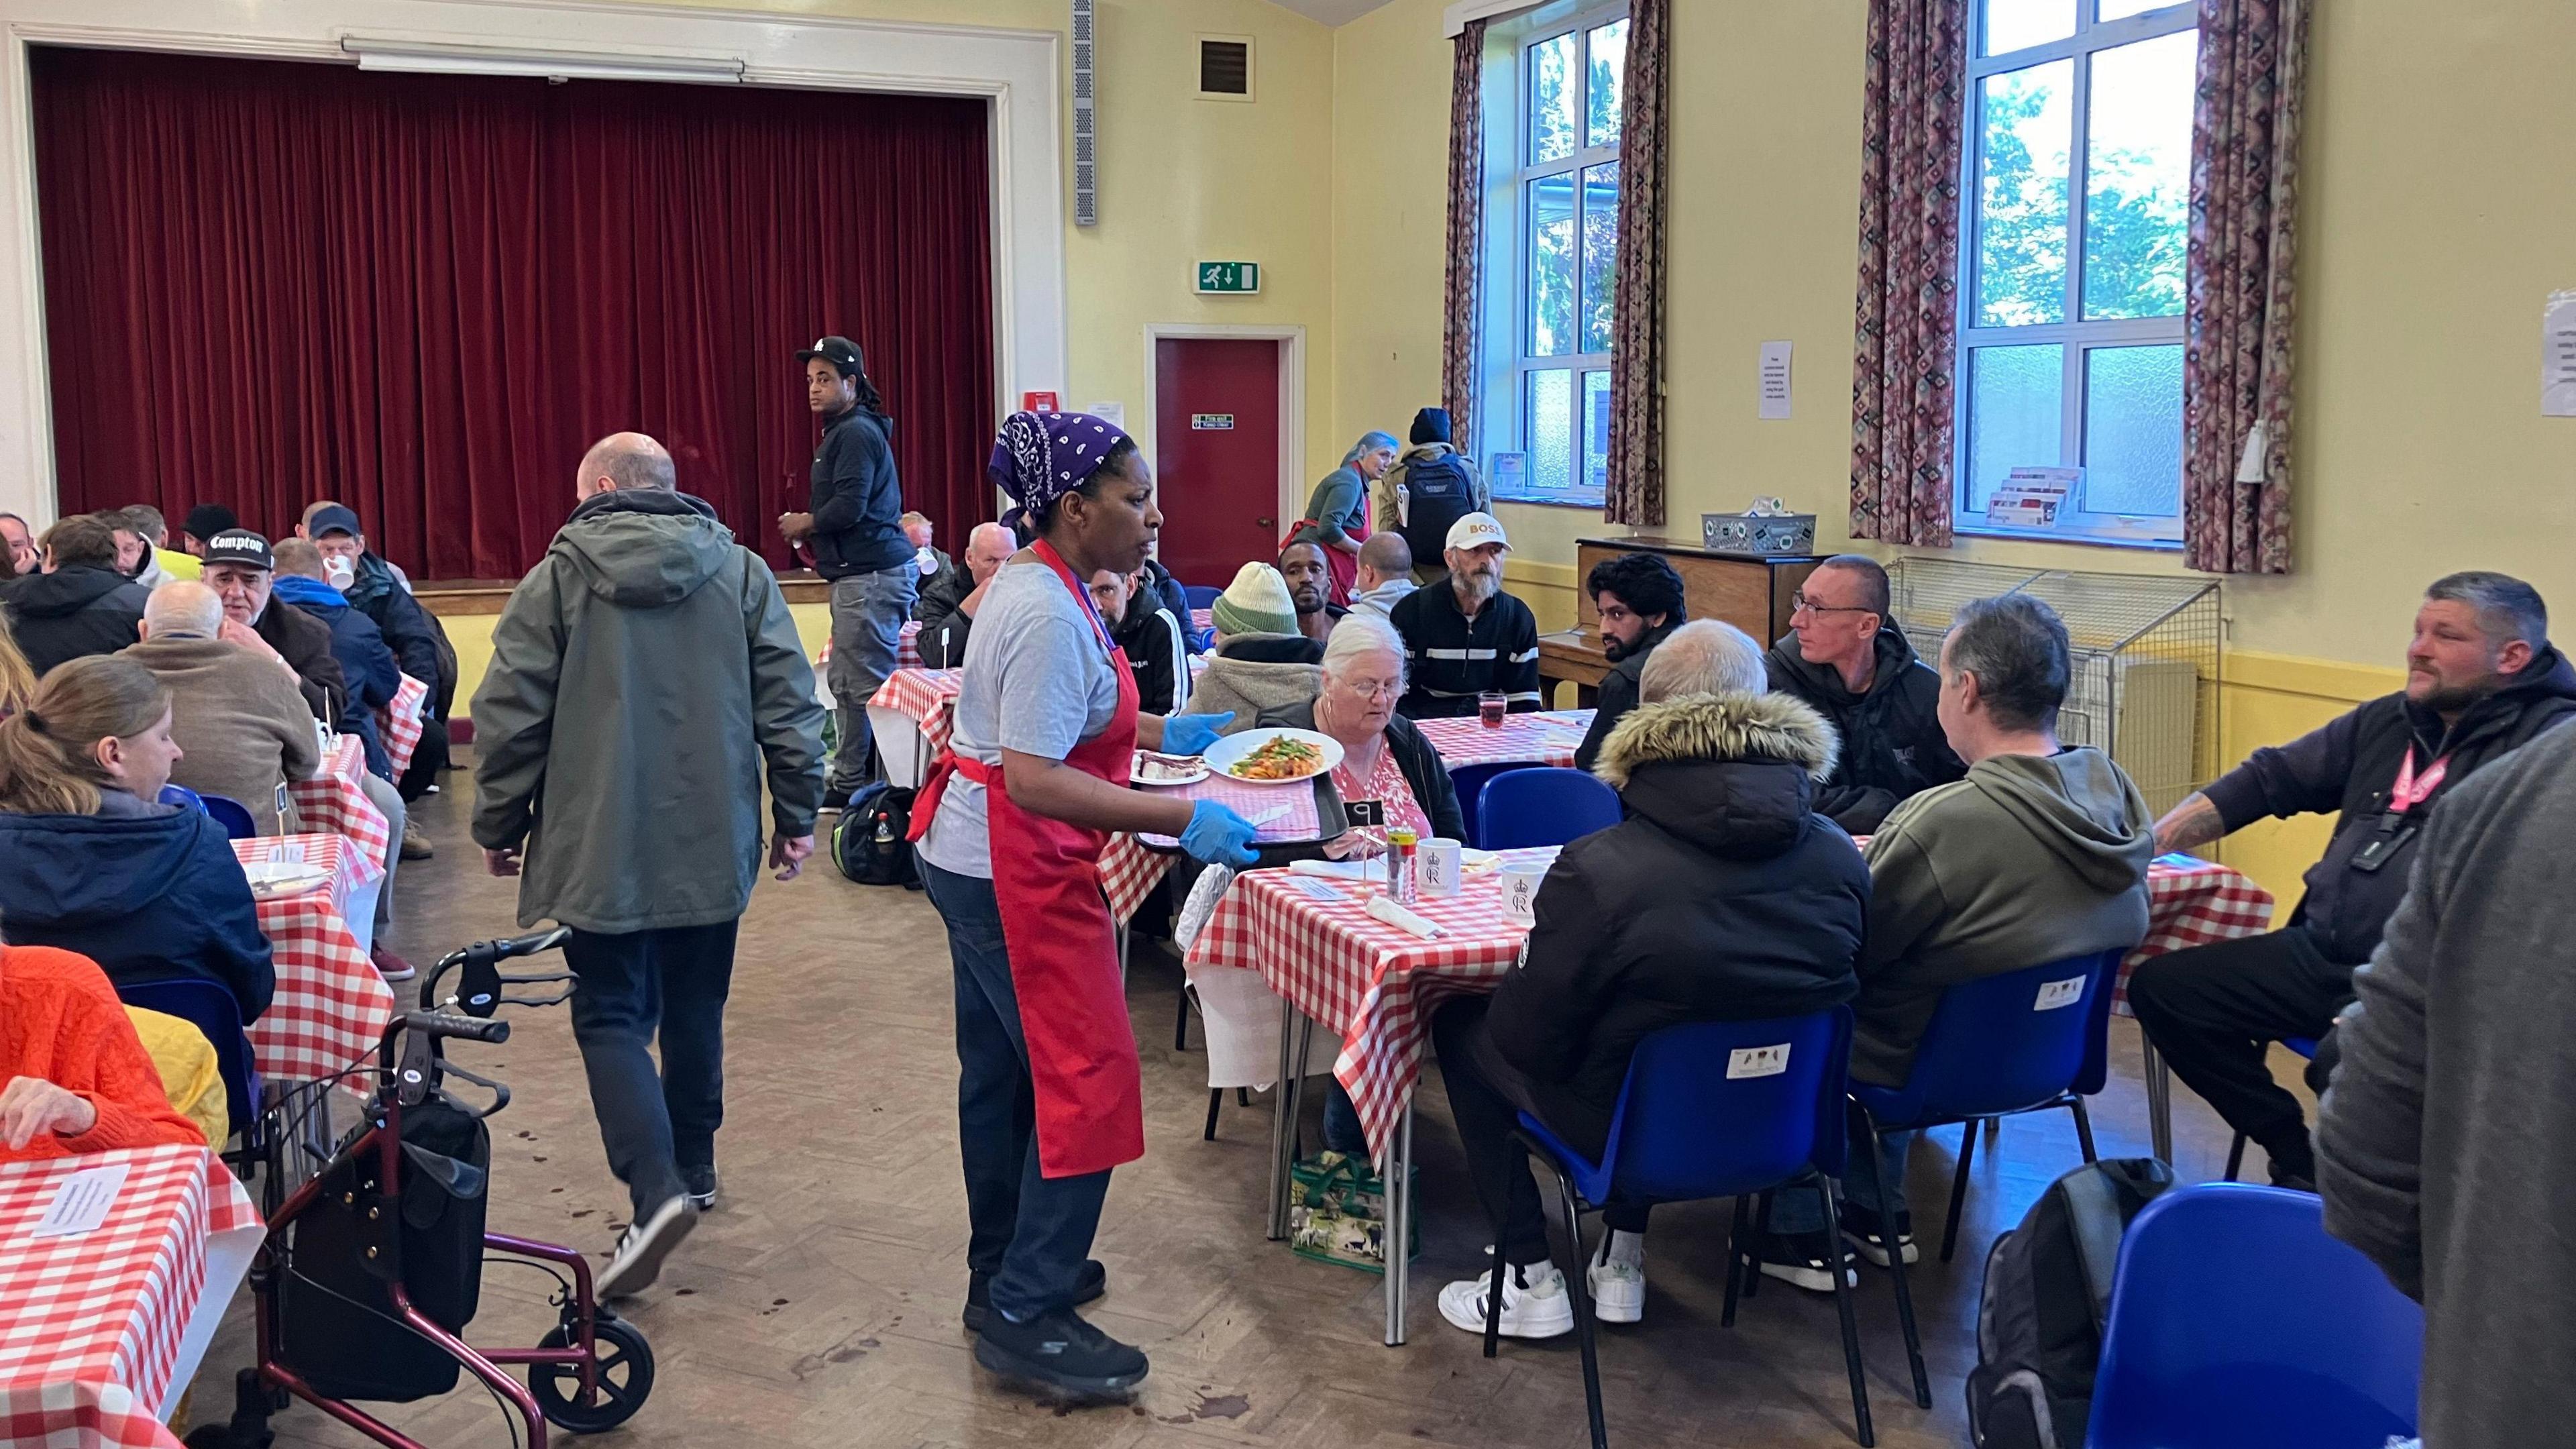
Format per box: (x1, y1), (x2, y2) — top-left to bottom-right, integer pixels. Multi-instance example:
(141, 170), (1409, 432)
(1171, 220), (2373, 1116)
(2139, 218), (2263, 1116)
(1481, 1), (1627, 510)
(1953, 0), (2198, 547)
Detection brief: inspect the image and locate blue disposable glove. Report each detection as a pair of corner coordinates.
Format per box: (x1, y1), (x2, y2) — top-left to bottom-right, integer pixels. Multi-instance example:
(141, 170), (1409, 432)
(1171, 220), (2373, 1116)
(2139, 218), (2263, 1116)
(1181, 799), (1261, 867)
(1159, 711), (1235, 757)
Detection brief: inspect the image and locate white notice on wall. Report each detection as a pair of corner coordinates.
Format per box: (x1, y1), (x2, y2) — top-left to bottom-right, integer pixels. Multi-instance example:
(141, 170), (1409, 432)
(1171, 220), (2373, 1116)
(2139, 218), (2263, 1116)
(2544, 292), (2576, 417)
(1758, 341), (1794, 420)
(1085, 401), (1126, 429)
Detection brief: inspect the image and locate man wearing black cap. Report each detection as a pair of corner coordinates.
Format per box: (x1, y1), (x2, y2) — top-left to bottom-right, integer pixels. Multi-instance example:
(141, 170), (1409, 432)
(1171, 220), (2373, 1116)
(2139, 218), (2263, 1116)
(1379, 407), (1489, 589)
(779, 335), (914, 809)
(181, 504), (237, 558)
(301, 501), (457, 841)
(201, 529), (349, 737)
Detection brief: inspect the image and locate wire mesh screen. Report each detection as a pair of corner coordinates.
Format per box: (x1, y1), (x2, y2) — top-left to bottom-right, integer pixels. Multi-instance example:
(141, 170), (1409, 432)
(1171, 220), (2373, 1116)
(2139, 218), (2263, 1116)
(1885, 558), (2222, 816)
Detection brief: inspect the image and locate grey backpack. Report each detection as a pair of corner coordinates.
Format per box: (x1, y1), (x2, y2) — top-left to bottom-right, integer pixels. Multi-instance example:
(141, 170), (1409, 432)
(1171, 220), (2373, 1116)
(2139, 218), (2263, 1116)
(1966, 1157), (2176, 1448)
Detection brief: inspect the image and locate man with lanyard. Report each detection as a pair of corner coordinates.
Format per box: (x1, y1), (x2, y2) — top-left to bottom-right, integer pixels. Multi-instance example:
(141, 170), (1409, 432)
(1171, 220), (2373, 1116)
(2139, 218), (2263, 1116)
(2131, 572), (2576, 1191)
(910, 411), (1260, 1397)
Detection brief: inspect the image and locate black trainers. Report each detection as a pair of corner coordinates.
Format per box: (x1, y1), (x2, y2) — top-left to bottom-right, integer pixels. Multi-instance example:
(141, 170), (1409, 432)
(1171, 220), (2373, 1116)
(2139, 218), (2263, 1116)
(596, 1195), (698, 1299)
(1753, 1228), (1858, 1293)
(682, 1165), (718, 1212)
(1839, 1204), (1918, 1267)
(973, 1305), (1147, 1397)
(821, 786), (853, 812)
(963, 1259), (1107, 1333)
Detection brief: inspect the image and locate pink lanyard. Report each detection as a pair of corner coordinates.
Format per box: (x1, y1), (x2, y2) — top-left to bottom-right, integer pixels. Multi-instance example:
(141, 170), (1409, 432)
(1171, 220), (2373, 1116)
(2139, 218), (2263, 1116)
(2389, 748), (2450, 816)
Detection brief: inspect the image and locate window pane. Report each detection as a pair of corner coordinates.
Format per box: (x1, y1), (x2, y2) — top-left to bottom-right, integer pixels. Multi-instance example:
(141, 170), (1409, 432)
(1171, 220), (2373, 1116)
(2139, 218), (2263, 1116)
(1527, 370), (1574, 492)
(1586, 19), (1628, 149)
(1580, 161), (1620, 354)
(1582, 370), (1612, 496)
(2083, 30), (2196, 320)
(1528, 175), (1576, 356)
(2096, 0), (2179, 20)
(1965, 344), (2064, 515)
(1975, 60), (2072, 327)
(1983, 0), (2074, 55)
(1529, 32), (1578, 164)
(2082, 345), (2183, 517)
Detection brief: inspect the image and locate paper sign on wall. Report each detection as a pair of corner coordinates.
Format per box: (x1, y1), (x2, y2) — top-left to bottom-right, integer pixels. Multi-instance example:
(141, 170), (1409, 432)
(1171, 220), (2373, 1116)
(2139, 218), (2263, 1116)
(2544, 292), (2576, 417)
(1085, 402), (1126, 429)
(1758, 341), (1794, 420)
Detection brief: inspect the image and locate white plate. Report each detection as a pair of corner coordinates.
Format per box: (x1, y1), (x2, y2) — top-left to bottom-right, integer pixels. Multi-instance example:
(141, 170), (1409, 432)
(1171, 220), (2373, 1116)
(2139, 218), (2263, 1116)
(1131, 751), (1210, 787)
(1203, 727), (1345, 786)
(242, 861), (330, 896)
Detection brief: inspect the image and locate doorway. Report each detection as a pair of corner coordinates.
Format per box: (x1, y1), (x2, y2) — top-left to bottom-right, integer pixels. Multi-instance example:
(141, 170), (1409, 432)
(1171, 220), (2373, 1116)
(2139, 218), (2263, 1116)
(1146, 326), (1303, 591)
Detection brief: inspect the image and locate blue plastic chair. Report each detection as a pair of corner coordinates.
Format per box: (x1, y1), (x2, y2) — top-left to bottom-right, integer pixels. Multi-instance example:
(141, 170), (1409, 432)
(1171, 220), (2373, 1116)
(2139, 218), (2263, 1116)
(115, 976), (262, 1147)
(1474, 766), (1622, 851)
(158, 783), (209, 814)
(2222, 1035), (2320, 1182)
(1183, 584), (1222, 610)
(200, 793), (258, 841)
(1497, 1010), (1887, 1448)
(1443, 761), (1518, 847)
(2088, 1183), (2422, 1448)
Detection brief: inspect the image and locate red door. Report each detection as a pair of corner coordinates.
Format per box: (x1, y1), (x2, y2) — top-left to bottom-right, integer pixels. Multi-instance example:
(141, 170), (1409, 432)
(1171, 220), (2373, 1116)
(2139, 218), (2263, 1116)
(1154, 337), (1281, 590)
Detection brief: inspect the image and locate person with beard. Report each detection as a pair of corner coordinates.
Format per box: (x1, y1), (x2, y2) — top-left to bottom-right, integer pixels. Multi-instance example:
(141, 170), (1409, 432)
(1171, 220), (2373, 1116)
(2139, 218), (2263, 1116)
(1187, 564), (1324, 735)
(1277, 538), (1346, 646)
(1572, 551), (1687, 773)
(2131, 571), (2576, 1191)
(1764, 554), (1964, 833)
(1388, 513), (1540, 720)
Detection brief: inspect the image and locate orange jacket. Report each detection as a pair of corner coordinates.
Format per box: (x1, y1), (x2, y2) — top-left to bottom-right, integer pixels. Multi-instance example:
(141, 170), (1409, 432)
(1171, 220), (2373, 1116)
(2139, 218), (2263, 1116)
(1, 945), (205, 1163)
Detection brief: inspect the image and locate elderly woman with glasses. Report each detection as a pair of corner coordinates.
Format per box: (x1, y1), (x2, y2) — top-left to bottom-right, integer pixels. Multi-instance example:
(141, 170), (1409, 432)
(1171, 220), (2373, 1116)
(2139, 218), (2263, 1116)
(1284, 614), (1463, 855)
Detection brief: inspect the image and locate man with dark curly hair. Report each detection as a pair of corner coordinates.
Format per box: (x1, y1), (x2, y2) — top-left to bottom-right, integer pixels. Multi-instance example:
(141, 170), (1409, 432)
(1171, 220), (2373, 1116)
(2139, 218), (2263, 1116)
(1573, 551), (1688, 771)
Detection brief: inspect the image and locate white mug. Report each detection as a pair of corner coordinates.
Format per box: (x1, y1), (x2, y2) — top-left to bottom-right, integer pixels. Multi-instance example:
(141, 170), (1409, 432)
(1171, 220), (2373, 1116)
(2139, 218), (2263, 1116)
(1501, 864), (1546, 926)
(1418, 837), (1463, 898)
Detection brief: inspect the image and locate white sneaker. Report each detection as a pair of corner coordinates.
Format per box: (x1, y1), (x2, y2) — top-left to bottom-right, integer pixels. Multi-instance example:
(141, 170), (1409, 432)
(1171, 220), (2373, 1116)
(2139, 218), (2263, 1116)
(1438, 1260), (1575, 1340)
(1587, 1250), (1645, 1324)
(596, 1195), (698, 1299)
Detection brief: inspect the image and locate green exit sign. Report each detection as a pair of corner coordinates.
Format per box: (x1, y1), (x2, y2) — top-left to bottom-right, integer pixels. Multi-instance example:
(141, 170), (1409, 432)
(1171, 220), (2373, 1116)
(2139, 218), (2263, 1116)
(1196, 261), (1260, 294)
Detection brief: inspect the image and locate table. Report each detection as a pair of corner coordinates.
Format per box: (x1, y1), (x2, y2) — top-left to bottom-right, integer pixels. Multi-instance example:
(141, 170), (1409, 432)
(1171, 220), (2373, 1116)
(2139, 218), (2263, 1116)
(287, 736), (391, 871)
(231, 834), (396, 1088)
(378, 672), (430, 777)
(1412, 709), (1595, 770)
(1191, 607), (1213, 637)
(2123, 853), (2276, 1159)
(0, 1146), (264, 1448)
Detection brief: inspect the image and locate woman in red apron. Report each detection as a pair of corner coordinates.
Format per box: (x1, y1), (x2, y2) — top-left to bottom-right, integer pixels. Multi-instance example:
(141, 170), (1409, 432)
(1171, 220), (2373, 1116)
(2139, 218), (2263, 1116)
(910, 411), (1260, 1398)
(1285, 431), (1398, 607)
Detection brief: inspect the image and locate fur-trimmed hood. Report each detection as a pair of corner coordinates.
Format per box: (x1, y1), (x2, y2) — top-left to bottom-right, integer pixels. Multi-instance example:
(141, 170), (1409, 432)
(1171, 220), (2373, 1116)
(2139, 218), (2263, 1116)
(1592, 691), (1845, 860)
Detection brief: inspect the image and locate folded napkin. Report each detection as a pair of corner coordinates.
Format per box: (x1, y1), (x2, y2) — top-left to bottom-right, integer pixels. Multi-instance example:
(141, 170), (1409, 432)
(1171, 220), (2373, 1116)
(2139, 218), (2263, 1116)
(1288, 858), (1377, 881)
(1366, 894), (1444, 938)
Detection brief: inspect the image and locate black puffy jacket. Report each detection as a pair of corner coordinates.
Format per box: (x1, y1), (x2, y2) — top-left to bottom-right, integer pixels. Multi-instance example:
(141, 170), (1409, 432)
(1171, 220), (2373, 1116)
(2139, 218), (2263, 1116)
(1476, 690), (1869, 1160)
(1766, 625), (1966, 833)
(1, 566), (150, 676)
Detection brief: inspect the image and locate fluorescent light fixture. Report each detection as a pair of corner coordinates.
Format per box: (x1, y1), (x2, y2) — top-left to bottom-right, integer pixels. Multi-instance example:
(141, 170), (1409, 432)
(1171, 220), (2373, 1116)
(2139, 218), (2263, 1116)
(340, 36), (746, 85)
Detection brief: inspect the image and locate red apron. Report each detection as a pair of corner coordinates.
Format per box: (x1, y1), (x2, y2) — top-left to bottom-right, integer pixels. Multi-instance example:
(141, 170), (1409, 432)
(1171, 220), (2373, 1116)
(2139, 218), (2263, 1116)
(908, 541), (1146, 1178)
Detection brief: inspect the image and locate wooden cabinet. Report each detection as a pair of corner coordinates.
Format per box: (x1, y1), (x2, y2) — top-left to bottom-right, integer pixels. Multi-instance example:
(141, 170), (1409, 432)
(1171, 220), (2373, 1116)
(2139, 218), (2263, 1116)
(1536, 537), (1823, 705)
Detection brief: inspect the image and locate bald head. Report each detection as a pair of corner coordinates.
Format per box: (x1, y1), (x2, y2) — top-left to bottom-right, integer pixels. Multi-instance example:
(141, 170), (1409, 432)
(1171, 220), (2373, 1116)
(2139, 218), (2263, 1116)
(576, 432), (678, 500)
(142, 579), (225, 639)
(963, 521), (1016, 585)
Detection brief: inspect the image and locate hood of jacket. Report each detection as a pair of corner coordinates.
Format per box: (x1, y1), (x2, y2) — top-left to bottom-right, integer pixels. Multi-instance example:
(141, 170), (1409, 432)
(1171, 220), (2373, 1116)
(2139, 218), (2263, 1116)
(1766, 623), (1925, 707)
(1593, 691), (1841, 860)
(0, 805), (199, 926)
(5, 565), (143, 619)
(554, 490), (735, 608)
(1962, 747), (2155, 891)
(269, 574), (349, 616)
(1352, 576), (1417, 614)
(1199, 644), (1322, 716)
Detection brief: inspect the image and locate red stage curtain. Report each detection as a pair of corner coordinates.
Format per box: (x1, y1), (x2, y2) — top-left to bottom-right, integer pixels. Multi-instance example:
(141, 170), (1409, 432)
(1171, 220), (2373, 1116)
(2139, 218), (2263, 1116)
(31, 46), (996, 579)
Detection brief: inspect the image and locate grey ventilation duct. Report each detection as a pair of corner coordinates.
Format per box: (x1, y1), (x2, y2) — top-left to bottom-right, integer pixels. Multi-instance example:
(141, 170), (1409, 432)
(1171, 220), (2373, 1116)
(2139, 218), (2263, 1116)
(1072, 0), (1097, 226)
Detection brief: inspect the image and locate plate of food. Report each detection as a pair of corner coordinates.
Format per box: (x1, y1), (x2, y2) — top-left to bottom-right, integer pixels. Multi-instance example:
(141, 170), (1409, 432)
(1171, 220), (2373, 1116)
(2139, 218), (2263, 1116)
(1132, 749), (1210, 787)
(1203, 727), (1344, 786)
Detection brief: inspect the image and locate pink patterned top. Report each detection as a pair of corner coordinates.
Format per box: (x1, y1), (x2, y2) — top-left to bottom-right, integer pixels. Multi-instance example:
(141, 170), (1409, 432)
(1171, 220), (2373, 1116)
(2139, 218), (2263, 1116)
(1330, 735), (1434, 853)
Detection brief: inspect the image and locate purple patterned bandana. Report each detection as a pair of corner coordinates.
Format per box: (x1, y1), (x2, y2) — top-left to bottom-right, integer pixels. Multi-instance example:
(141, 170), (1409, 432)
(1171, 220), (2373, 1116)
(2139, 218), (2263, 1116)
(986, 410), (1135, 515)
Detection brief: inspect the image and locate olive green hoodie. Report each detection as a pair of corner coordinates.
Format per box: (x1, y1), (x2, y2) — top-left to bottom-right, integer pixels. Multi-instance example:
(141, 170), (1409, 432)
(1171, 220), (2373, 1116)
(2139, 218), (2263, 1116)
(1851, 745), (2154, 1086)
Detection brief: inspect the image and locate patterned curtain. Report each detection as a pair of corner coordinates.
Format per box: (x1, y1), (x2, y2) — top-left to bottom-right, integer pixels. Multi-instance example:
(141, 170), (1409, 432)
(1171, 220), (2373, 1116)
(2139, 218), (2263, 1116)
(2184, 0), (2306, 574)
(1848, 0), (1967, 549)
(1602, 0), (1668, 527)
(1441, 19), (1487, 460)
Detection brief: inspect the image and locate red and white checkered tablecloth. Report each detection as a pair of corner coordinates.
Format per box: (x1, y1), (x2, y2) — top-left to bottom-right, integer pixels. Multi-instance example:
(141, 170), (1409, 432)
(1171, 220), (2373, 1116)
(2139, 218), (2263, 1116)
(1099, 836), (1175, 924)
(1191, 608), (1213, 637)
(1136, 772), (1322, 849)
(378, 672), (430, 777)
(287, 736), (391, 867)
(233, 834), (396, 1086)
(870, 667), (963, 752)
(1190, 848), (2275, 1156)
(1412, 710), (1596, 770)
(0, 1146), (262, 1449)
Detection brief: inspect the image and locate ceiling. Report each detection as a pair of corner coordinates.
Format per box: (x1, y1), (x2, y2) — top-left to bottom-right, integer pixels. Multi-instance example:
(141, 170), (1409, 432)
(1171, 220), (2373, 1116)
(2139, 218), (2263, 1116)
(1265, 0), (1404, 25)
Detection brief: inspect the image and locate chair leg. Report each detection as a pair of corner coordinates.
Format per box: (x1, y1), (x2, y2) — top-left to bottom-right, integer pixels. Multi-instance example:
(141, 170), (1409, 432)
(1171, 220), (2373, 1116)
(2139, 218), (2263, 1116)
(1743, 1190), (1772, 1300)
(1482, 1236), (1508, 1361)
(1941, 1120), (1979, 1265)
(1862, 1116), (1931, 1409)
(1175, 983), (1192, 1051)
(2222, 1131), (2247, 1182)
(1204, 1089), (1223, 1142)
(1721, 1193), (1752, 1329)
(2069, 1095), (2098, 1165)
(1817, 1176), (1876, 1449)
(1238, 1087), (1252, 1108)
(1552, 1172), (1610, 1449)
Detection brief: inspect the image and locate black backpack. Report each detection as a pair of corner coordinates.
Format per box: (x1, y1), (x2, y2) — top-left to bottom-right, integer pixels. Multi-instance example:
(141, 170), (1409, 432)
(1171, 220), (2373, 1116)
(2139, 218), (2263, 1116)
(832, 783), (918, 888)
(1966, 1157), (2175, 1448)
(1397, 449), (1477, 566)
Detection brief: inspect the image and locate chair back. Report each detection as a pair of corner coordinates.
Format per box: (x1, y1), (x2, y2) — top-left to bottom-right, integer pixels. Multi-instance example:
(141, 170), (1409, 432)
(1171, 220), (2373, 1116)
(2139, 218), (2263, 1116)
(2088, 1183), (2421, 1448)
(1443, 761), (1517, 847)
(200, 794), (258, 841)
(157, 784), (209, 814)
(1865, 948), (2124, 1128)
(1183, 584), (1223, 609)
(114, 976), (260, 1139)
(1475, 766), (1623, 851)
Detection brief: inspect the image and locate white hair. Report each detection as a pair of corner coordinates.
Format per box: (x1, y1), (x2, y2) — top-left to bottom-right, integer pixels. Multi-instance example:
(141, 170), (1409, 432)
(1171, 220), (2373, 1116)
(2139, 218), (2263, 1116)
(1320, 611), (1405, 686)
(144, 579), (224, 638)
(1638, 619), (1766, 703)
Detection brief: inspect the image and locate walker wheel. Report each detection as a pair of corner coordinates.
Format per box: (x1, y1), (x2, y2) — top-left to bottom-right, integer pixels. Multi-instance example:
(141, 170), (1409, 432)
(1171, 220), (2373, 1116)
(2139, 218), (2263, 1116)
(529, 1313), (655, 1432)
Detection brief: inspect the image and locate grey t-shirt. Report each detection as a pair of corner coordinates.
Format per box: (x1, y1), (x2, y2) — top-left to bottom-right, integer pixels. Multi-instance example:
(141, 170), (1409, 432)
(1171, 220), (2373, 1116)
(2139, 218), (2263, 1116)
(915, 558), (1126, 879)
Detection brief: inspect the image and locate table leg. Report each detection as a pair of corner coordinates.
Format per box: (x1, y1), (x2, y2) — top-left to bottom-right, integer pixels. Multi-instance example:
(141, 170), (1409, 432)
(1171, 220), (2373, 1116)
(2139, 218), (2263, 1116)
(2143, 1037), (2174, 1165)
(1383, 1095), (1414, 1347)
(1267, 1008), (1314, 1240)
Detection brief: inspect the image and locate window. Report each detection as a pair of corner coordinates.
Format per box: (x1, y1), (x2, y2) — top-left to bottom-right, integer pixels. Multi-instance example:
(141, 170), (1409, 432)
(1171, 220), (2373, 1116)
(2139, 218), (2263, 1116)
(1487, 7), (1627, 507)
(1957, 1), (2197, 544)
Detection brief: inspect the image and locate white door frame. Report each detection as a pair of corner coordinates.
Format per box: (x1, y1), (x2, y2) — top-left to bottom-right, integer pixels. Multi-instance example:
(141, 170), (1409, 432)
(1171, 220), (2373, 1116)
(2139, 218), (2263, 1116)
(1140, 323), (1307, 541)
(0, 0), (1068, 527)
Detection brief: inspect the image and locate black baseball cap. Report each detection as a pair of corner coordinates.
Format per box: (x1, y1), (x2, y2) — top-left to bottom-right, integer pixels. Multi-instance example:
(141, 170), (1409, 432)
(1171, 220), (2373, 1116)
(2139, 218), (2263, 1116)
(796, 335), (865, 378)
(307, 504), (363, 539)
(203, 529), (274, 572)
(183, 504), (237, 542)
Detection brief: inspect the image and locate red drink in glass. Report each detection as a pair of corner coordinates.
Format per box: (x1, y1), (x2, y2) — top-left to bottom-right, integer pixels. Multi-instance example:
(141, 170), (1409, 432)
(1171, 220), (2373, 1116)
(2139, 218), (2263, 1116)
(1478, 692), (1507, 728)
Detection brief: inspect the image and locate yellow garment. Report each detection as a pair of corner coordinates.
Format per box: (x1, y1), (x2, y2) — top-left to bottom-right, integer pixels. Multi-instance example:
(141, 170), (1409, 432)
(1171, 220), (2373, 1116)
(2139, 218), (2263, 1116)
(122, 1006), (229, 1146)
(155, 547), (202, 580)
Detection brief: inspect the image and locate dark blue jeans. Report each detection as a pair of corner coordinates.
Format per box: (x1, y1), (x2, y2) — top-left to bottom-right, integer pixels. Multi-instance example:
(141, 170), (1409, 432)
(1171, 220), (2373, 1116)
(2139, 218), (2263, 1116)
(564, 920), (739, 1220)
(920, 859), (1113, 1322)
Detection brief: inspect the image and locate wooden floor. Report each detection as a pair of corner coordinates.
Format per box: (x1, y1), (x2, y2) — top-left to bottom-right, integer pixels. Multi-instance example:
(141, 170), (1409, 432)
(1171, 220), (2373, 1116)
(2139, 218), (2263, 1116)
(201, 771), (2300, 1449)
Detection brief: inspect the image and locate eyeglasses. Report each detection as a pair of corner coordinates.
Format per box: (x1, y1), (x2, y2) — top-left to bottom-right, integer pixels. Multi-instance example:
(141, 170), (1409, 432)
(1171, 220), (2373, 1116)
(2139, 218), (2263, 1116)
(1790, 592), (1875, 617)
(1337, 677), (1403, 701)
